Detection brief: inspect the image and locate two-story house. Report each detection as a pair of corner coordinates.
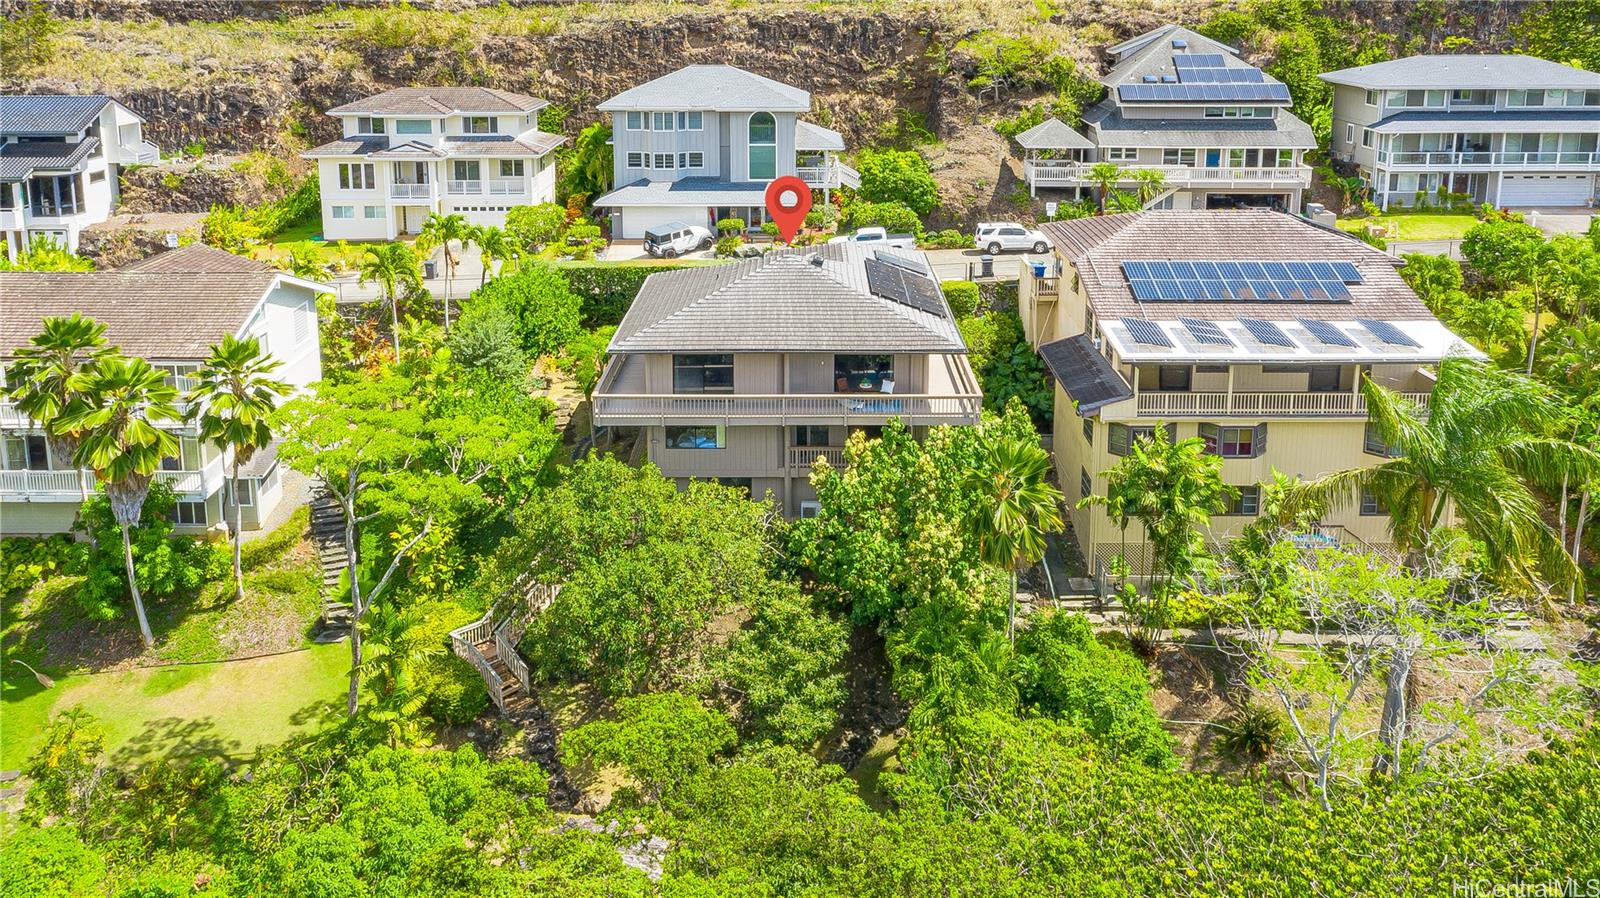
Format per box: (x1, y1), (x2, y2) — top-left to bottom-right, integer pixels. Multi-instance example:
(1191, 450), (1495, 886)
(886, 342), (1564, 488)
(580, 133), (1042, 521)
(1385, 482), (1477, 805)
(1020, 25), (1315, 211)
(1, 245), (325, 536)
(1, 94), (160, 260)
(303, 87), (565, 241)
(1016, 210), (1481, 573)
(1323, 55), (1600, 210)
(593, 65), (859, 239)
(591, 243), (981, 515)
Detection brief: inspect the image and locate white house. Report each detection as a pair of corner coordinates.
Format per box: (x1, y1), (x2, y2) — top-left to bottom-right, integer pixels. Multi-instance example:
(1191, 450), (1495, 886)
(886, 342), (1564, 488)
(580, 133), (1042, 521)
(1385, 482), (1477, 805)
(1, 244), (325, 536)
(593, 65), (859, 239)
(0, 94), (160, 260)
(303, 87), (565, 241)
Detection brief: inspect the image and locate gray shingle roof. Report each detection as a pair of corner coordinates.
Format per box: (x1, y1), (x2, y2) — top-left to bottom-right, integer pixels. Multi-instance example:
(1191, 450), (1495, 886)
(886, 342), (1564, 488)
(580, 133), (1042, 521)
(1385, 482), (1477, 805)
(795, 120), (845, 152)
(326, 87), (548, 116)
(1038, 210), (1430, 323)
(0, 95), (112, 136)
(301, 133), (563, 160)
(597, 65), (810, 112)
(1368, 109), (1600, 134)
(1102, 26), (1268, 92)
(442, 133), (567, 155)
(118, 243), (278, 274)
(1107, 25), (1237, 61)
(1014, 117), (1094, 150)
(593, 178), (769, 208)
(609, 245), (965, 353)
(1320, 55), (1600, 90)
(0, 138), (100, 182)
(301, 137), (388, 158)
(1084, 103), (1316, 148)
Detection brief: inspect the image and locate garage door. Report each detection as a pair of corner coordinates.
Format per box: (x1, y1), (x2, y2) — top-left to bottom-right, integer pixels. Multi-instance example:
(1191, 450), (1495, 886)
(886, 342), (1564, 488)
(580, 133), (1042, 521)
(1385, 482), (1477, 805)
(1499, 174), (1593, 206)
(619, 206), (707, 240)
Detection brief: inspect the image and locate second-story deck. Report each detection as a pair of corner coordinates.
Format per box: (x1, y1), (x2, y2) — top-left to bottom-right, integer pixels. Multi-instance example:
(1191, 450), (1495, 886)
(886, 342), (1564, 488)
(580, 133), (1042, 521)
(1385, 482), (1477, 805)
(1130, 389), (1432, 418)
(1025, 160), (1313, 190)
(1374, 149), (1600, 171)
(796, 159), (862, 190)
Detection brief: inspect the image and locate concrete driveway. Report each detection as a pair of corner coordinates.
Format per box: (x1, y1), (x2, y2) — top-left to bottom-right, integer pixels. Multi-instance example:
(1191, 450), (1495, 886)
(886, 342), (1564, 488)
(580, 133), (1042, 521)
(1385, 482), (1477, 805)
(1520, 207), (1595, 237)
(603, 239), (716, 262)
(921, 247), (1054, 282)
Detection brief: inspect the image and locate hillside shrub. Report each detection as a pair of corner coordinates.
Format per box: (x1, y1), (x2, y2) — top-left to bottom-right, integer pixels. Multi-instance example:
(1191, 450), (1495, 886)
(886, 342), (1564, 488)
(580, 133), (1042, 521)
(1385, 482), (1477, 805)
(845, 201), (922, 237)
(714, 581), (848, 746)
(447, 295), (527, 379)
(559, 264), (690, 328)
(506, 203), (568, 252)
(920, 229), (969, 250)
(855, 148), (939, 216)
(74, 482), (228, 621)
(940, 280), (980, 319)
(2, 534), (88, 594)
(467, 265), (582, 357)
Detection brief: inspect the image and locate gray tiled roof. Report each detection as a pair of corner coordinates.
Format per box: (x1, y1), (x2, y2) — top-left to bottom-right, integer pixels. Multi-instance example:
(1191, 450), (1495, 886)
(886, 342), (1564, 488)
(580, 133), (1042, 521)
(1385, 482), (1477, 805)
(1107, 25), (1237, 61)
(1014, 117), (1094, 150)
(593, 178), (769, 208)
(118, 244), (279, 274)
(1102, 26), (1270, 92)
(301, 137), (388, 158)
(301, 134), (562, 160)
(610, 244), (965, 353)
(368, 140), (448, 159)
(795, 120), (845, 152)
(327, 87), (548, 116)
(0, 138), (100, 182)
(1368, 109), (1600, 134)
(597, 65), (810, 112)
(0, 95), (111, 136)
(1038, 210), (1431, 323)
(443, 133), (567, 155)
(1084, 103), (1316, 148)
(1321, 55), (1600, 90)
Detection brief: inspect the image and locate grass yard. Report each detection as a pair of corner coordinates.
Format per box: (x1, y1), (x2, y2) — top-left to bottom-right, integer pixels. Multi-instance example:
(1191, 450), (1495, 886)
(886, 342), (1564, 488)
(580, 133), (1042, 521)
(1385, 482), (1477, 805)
(250, 220), (375, 273)
(1334, 212), (1479, 242)
(0, 642), (349, 770)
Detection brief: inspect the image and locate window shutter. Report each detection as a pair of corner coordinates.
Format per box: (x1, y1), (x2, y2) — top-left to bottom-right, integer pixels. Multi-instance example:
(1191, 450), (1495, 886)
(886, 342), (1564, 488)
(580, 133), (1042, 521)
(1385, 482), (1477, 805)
(1108, 423), (1130, 456)
(1253, 423), (1268, 457)
(1199, 423), (1219, 455)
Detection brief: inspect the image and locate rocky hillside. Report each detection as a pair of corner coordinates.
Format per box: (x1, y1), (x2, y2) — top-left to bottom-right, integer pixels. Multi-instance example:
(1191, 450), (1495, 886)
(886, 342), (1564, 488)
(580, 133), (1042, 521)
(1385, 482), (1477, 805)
(1, 0), (1542, 225)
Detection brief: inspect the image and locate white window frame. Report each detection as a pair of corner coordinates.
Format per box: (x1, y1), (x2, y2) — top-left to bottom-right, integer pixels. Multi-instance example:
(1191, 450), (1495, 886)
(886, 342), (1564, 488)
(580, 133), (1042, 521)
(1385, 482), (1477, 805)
(1103, 147), (1136, 162)
(1361, 128), (1374, 148)
(677, 111), (703, 130)
(1345, 123), (1355, 146)
(626, 151), (645, 168)
(679, 151), (705, 169)
(394, 119), (431, 134)
(625, 111), (645, 130)
(651, 111), (675, 132)
(799, 501), (821, 519)
(363, 205), (385, 219)
(499, 159), (525, 177)
(653, 153), (675, 170)
(294, 297), (313, 344)
(337, 163), (376, 191)
(463, 116), (498, 135)
(356, 116), (385, 134)
(331, 205), (355, 219)
(1364, 89), (1378, 107)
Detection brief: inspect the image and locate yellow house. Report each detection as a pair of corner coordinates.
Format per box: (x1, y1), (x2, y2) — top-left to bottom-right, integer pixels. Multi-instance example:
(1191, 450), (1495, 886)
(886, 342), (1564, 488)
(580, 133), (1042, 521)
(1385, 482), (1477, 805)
(1017, 210), (1483, 573)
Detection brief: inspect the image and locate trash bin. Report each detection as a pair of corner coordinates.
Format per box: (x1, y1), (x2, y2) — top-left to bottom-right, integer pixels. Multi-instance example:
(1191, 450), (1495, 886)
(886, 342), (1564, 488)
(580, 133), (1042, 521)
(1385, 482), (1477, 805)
(1030, 261), (1047, 278)
(979, 254), (994, 279)
(423, 260), (438, 279)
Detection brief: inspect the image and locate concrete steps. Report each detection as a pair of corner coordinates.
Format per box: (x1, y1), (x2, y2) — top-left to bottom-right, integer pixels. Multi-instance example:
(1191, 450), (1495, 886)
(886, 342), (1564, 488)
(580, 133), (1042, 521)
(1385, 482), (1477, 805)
(309, 485), (354, 639)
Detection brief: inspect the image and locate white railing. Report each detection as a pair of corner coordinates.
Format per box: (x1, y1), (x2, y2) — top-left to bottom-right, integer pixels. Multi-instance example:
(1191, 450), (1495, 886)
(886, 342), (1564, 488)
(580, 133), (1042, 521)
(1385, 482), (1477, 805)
(487, 180), (526, 196)
(1377, 149), (1600, 169)
(0, 207), (22, 229)
(448, 579), (560, 714)
(1024, 160), (1313, 188)
(787, 446), (845, 470)
(115, 140), (160, 165)
(837, 161), (861, 189)
(797, 162), (839, 187)
(593, 392), (984, 425)
(0, 469), (95, 497)
(1133, 390), (1433, 417)
(446, 180), (483, 195)
(390, 182), (434, 199)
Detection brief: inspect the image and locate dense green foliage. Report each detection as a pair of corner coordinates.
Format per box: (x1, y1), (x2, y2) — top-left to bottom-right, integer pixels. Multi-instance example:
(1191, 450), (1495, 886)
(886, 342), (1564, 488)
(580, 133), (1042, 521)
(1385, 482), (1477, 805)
(959, 309), (1053, 428)
(74, 482), (230, 621)
(559, 263), (691, 328)
(712, 581), (849, 746)
(462, 264), (582, 357)
(844, 200), (923, 236)
(0, 235), (95, 271)
(562, 692), (737, 802)
(853, 148), (940, 217)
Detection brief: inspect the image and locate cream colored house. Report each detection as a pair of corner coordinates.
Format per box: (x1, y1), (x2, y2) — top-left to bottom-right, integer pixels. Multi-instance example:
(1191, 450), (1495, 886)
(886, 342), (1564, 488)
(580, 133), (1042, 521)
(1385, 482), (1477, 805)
(591, 243), (981, 515)
(1016, 210), (1482, 573)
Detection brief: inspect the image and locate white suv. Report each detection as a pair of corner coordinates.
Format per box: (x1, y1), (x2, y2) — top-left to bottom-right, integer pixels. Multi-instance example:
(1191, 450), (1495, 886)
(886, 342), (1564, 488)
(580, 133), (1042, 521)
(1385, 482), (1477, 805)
(644, 222), (715, 258)
(975, 222), (1050, 255)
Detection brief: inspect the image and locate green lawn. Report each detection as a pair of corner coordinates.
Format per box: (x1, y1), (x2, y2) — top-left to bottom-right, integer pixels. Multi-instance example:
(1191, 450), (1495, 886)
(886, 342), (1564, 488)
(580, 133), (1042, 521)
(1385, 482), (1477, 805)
(1335, 213), (1479, 242)
(251, 220), (377, 273)
(1, 642), (348, 770)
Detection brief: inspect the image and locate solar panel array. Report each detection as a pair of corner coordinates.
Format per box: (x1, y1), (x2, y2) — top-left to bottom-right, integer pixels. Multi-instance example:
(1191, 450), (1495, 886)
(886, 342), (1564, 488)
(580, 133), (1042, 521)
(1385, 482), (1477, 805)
(1356, 318), (1421, 348)
(1122, 317), (1173, 348)
(1118, 82), (1292, 102)
(1121, 260), (1363, 304)
(1038, 335), (1133, 412)
(1296, 318), (1358, 348)
(1240, 318), (1294, 347)
(864, 257), (946, 318)
(1179, 317), (1233, 346)
(1172, 54), (1268, 84)
(1173, 52), (1225, 66)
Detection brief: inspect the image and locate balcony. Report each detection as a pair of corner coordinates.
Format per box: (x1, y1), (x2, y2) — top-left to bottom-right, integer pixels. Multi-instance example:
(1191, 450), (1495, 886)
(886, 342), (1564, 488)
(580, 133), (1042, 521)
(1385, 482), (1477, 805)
(390, 182), (436, 199)
(1375, 149), (1600, 171)
(594, 393), (982, 426)
(116, 140), (161, 165)
(446, 180), (483, 196)
(0, 457), (224, 502)
(0, 206), (22, 230)
(487, 180), (527, 197)
(796, 160), (862, 190)
(29, 200), (85, 218)
(1024, 161), (1313, 190)
(1131, 390), (1432, 418)
(787, 446), (845, 471)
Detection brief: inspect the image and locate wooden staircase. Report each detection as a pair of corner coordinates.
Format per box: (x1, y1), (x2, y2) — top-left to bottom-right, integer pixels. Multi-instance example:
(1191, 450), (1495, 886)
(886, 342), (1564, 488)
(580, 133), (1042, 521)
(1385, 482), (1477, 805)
(310, 485), (354, 639)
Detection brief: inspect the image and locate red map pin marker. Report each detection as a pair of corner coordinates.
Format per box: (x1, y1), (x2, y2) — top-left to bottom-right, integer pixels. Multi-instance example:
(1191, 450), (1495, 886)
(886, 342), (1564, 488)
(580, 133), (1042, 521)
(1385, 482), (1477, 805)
(764, 175), (812, 244)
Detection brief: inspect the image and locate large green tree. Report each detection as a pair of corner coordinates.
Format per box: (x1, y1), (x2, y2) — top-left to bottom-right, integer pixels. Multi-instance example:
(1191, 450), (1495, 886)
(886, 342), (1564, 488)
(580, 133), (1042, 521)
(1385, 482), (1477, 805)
(6, 313), (113, 508)
(357, 242), (423, 359)
(966, 433), (1063, 642)
(854, 148), (939, 217)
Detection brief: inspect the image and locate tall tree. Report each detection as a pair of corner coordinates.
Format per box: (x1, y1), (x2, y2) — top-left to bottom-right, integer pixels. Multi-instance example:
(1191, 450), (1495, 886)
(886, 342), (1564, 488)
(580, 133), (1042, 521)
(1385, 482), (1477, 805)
(188, 335), (291, 602)
(416, 213), (471, 330)
(6, 313), (114, 507)
(1128, 168), (1168, 207)
(473, 224), (515, 286)
(55, 356), (181, 648)
(559, 122), (614, 200)
(966, 434), (1064, 642)
(357, 243), (423, 359)
(1086, 162), (1124, 214)
(1298, 359), (1599, 597)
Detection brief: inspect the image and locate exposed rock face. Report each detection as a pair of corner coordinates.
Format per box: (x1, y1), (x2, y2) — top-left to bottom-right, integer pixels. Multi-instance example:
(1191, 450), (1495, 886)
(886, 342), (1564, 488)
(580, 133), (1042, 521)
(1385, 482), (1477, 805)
(118, 159), (306, 215)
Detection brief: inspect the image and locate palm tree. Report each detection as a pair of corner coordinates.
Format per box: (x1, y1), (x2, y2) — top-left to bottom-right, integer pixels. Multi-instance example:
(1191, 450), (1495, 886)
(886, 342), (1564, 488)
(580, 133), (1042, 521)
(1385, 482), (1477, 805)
(1129, 168), (1168, 207)
(6, 313), (114, 508)
(1297, 359), (1599, 595)
(358, 242), (422, 359)
(416, 213), (471, 330)
(355, 601), (439, 748)
(55, 356), (181, 649)
(1087, 162), (1125, 214)
(188, 335), (291, 602)
(284, 245), (327, 281)
(474, 224), (513, 285)
(967, 434), (1065, 642)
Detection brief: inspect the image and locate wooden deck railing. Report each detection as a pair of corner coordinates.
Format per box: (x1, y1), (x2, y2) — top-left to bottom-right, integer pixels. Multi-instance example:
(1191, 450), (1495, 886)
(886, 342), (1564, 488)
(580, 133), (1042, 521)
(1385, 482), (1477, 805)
(1133, 390), (1432, 417)
(448, 577), (561, 713)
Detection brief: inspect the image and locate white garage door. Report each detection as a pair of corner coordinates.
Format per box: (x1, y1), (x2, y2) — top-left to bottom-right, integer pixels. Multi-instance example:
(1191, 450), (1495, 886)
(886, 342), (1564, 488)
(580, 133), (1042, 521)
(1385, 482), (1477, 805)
(618, 206), (708, 240)
(1499, 174), (1593, 206)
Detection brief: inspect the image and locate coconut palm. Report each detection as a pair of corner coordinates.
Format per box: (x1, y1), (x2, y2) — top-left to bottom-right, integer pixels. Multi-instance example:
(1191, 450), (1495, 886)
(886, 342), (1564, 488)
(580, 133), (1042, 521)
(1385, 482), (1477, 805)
(6, 313), (114, 508)
(1129, 168), (1168, 207)
(967, 434), (1065, 641)
(1087, 162), (1125, 214)
(55, 355), (182, 649)
(1297, 358), (1600, 595)
(416, 212), (471, 330)
(188, 335), (291, 602)
(474, 224), (514, 285)
(358, 242), (423, 359)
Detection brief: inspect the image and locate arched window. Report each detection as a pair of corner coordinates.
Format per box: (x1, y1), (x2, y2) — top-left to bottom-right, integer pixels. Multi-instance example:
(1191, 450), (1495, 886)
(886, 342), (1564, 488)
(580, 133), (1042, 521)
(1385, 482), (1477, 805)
(748, 112), (776, 180)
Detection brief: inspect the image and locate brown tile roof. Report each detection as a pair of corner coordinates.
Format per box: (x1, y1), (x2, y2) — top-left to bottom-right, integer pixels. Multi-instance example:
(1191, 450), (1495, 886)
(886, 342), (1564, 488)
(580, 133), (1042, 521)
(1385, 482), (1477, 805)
(118, 243), (277, 274)
(326, 87), (547, 116)
(1039, 210), (1430, 322)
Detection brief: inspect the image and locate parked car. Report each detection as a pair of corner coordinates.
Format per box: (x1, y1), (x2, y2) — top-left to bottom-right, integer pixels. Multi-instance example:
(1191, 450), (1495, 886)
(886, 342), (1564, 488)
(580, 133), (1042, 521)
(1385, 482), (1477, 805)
(827, 227), (916, 249)
(644, 222), (714, 258)
(975, 222), (1050, 255)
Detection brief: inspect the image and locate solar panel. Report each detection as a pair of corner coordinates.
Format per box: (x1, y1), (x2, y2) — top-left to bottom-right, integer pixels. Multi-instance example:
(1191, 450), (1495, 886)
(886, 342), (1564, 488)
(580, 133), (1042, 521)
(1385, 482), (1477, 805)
(864, 256), (947, 318)
(1122, 318), (1172, 348)
(1331, 261), (1363, 283)
(1129, 279), (1161, 300)
(875, 247), (931, 277)
(1241, 318), (1295, 347)
(1038, 335), (1133, 413)
(1297, 318), (1357, 347)
(1180, 317), (1233, 346)
(1119, 82), (1289, 101)
(902, 273), (947, 316)
(1356, 318), (1420, 348)
(1173, 53), (1225, 66)
(1118, 260), (1361, 304)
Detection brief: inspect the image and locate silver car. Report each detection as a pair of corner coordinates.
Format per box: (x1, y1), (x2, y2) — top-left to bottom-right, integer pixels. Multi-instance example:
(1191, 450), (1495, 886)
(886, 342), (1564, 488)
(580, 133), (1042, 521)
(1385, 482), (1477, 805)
(974, 222), (1050, 255)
